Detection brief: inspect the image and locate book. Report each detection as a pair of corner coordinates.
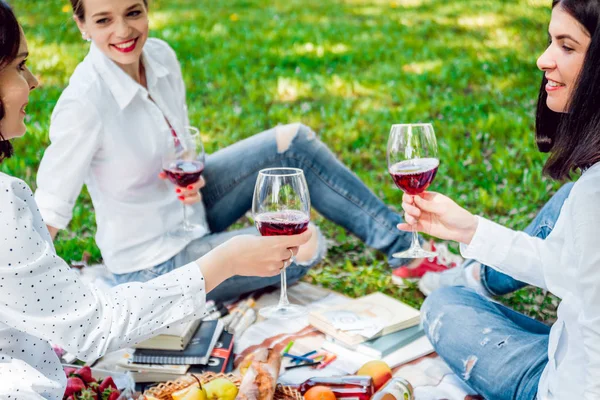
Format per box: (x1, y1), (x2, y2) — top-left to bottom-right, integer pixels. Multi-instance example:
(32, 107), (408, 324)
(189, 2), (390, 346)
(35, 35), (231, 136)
(327, 325), (425, 359)
(133, 318), (202, 351)
(308, 292), (420, 347)
(193, 330), (234, 374)
(123, 330), (234, 383)
(322, 335), (434, 370)
(132, 319), (224, 365)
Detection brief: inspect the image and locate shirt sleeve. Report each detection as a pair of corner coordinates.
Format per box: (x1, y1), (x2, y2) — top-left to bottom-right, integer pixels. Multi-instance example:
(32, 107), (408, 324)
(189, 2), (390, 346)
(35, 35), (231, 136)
(571, 186), (600, 399)
(35, 97), (102, 229)
(459, 216), (561, 290)
(1, 178), (208, 362)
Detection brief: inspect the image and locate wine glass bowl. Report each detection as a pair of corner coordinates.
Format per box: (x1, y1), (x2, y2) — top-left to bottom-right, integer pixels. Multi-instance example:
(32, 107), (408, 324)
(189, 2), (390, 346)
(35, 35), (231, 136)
(252, 168), (311, 319)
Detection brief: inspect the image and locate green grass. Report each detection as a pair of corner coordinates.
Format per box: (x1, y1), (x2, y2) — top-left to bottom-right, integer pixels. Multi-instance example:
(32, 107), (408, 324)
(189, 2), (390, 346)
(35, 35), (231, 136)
(5, 0), (560, 320)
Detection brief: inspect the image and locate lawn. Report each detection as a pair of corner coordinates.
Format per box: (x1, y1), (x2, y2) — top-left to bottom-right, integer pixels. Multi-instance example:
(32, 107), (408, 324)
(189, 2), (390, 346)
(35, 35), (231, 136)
(4, 0), (559, 320)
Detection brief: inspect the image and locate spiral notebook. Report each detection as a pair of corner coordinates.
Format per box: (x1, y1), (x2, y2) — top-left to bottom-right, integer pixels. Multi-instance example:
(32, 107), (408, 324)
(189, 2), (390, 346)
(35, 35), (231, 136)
(132, 319), (224, 365)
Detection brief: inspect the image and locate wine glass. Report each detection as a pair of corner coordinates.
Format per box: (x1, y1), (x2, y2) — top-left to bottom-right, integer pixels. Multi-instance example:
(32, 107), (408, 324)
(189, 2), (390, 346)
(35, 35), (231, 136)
(387, 123), (439, 258)
(162, 126), (206, 238)
(252, 168), (311, 319)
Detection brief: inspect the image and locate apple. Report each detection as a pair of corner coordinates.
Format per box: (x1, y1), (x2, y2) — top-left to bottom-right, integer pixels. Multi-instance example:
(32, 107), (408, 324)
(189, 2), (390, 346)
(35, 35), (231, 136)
(356, 360), (393, 391)
(171, 384), (207, 400)
(203, 377), (238, 400)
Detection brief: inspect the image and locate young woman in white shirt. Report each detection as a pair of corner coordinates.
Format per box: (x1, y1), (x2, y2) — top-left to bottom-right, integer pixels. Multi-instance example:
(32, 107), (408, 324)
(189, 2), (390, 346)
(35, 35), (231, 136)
(0, 2), (311, 396)
(400, 1), (600, 399)
(34, 0), (420, 300)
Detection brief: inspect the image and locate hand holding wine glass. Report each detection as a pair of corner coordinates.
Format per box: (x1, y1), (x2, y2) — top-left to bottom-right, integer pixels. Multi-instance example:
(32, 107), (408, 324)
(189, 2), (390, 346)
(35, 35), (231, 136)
(162, 126), (206, 237)
(388, 123), (440, 258)
(398, 191), (479, 245)
(252, 168), (311, 319)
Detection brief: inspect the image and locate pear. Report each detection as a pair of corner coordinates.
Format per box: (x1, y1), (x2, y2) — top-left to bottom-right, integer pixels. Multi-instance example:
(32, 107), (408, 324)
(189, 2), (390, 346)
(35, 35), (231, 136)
(172, 378), (208, 400)
(203, 377), (238, 400)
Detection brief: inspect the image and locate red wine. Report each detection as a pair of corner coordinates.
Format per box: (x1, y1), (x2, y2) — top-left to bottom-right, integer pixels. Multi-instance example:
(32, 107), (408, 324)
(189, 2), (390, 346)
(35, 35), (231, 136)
(389, 158), (439, 195)
(255, 211), (310, 236)
(163, 160), (204, 187)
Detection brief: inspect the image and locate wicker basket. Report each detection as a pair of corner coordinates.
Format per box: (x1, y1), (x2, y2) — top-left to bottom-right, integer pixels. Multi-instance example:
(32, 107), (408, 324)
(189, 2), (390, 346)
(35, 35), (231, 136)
(143, 372), (302, 400)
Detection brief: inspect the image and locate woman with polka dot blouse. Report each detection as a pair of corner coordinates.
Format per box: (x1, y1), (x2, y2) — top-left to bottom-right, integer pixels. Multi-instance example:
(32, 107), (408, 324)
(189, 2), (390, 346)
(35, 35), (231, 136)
(0, 2), (312, 397)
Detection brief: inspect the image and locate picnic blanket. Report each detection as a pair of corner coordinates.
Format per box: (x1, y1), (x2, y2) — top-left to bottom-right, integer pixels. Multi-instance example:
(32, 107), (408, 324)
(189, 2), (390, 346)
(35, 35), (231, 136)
(239, 282), (483, 400)
(81, 264), (482, 399)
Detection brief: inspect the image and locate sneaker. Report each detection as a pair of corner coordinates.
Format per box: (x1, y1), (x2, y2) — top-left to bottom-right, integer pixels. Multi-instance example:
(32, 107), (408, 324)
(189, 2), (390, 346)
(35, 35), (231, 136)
(391, 241), (463, 286)
(418, 261), (493, 298)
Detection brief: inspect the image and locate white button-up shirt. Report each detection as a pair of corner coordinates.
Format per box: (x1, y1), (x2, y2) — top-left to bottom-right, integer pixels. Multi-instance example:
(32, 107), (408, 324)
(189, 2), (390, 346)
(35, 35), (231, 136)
(0, 172), (208, 398)
(35, 38), (209, 274)
(461, 162), (600, 400)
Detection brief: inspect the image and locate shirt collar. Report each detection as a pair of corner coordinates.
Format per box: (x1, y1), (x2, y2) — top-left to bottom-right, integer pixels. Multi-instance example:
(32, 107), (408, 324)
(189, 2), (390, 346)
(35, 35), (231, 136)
(89, 41), (170, 110)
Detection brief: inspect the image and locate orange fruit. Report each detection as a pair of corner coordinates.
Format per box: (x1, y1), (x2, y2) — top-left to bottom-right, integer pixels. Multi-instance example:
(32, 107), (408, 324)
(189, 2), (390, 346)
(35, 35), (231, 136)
(304, 386), (336, 400)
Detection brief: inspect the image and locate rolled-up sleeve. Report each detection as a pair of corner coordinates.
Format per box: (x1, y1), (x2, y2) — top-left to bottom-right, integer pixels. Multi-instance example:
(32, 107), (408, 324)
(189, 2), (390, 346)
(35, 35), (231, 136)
(1, 178), (208, 362)
(35, 98), (102, 229)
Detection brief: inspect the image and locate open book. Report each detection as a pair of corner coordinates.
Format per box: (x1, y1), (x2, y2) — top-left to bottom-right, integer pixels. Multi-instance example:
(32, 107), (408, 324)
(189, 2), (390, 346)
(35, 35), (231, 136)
(308, 292), (420, 347)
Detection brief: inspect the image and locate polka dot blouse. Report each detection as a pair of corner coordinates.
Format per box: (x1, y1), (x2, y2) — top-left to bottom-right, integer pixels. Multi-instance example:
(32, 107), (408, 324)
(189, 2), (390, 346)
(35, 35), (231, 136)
(0, 173), (208, 398)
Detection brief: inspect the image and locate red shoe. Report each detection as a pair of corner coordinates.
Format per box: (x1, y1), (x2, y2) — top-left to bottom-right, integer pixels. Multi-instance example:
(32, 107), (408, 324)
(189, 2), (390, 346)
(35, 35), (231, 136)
(391, 241), (463, 286)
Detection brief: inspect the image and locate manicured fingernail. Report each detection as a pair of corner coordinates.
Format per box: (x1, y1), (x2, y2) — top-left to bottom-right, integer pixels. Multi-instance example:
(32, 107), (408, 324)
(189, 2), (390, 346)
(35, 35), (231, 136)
(187, 185), (194, 190)
(178, 196), (185, 201)
(176, 188), (181, 193)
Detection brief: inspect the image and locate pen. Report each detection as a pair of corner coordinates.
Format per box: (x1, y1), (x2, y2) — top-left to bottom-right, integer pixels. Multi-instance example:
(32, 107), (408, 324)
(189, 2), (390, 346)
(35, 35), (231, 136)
(282, 353), (315, 363)
(282, 341), (295, 354)
(285, 361), (321, 370)
(317, 354), (337, 369)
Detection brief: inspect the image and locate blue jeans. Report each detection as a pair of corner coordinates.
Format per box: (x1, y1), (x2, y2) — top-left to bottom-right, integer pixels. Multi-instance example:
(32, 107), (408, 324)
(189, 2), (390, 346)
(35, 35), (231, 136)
(114, 124), (413, 299)
(422, 183), (573, 400)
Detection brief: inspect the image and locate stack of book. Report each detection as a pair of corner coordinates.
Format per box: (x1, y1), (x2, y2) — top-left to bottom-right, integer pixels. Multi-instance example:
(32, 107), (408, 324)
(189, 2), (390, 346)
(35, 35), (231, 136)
(309, 292), (433, 367)
(118, 319), (235, 383)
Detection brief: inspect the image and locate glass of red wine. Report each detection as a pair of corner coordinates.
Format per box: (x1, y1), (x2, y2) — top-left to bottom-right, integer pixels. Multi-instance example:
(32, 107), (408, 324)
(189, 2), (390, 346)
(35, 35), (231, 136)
(162, 126), (206, 238)
(388, 123), (439, 259)
(252, 168), (311, 319)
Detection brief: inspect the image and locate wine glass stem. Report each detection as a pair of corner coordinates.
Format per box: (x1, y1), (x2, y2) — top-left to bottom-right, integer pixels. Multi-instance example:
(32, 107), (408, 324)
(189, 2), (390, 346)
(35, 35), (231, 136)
(411, 228), (421, 250)
(278, 264), (290, 307)
(182, 203), (192, 231)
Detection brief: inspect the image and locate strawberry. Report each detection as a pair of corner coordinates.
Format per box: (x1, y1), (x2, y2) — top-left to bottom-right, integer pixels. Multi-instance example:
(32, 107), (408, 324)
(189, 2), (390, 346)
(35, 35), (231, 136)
(98, 376), (117, 392)
(74, 366), (96, 384)
(63, 367), (77, 377)
(78, 388), (98, 400)
(64, 376), (86, 397)
(107, 391), (120, 400)
(101, 388), (121, 400)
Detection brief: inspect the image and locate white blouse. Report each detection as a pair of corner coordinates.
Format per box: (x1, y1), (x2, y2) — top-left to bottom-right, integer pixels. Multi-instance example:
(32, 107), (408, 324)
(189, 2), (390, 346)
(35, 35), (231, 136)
(461, 162), (600, 400)
(0, 173), (208, 398)
(35, 38), (209, 275)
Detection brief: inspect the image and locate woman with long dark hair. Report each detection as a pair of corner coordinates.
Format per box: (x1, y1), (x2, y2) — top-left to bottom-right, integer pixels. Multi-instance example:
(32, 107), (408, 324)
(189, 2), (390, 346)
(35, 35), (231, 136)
(401, 1), (600, 398)
(0, 2), (311, 396)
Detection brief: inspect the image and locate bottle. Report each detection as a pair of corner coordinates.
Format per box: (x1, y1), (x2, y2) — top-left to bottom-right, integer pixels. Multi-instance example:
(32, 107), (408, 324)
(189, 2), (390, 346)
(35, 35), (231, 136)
(371, 377), (414, 400)
(296, 376), (375, 400)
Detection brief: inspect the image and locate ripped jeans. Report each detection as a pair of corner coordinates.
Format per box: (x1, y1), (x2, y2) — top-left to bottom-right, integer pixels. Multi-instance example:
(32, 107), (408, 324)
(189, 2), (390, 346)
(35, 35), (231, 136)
(113, 123), (414, 299)
(421, 183), (574, 400)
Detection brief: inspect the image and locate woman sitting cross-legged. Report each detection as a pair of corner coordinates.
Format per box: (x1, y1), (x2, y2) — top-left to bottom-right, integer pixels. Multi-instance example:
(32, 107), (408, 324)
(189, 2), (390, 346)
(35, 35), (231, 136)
(400, 1), (600, 398)
(0, 2), (311, 397)
(33, 0), (429, 302)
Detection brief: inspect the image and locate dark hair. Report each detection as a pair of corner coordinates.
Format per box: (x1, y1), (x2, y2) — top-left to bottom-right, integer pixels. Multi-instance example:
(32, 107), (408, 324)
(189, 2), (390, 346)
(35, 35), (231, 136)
(536, 0), (600, 180)
(0, 0), (20, 162)
(70, 0), (149, 21)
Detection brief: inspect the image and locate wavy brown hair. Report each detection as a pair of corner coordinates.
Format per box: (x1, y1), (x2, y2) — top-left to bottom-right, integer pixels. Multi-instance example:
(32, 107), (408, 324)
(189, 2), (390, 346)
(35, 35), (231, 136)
(0, 0), (21, 162)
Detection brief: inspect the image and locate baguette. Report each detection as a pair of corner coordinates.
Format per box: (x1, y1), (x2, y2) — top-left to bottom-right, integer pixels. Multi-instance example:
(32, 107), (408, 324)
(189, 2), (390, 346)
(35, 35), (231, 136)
(236, 348), (281, 400)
